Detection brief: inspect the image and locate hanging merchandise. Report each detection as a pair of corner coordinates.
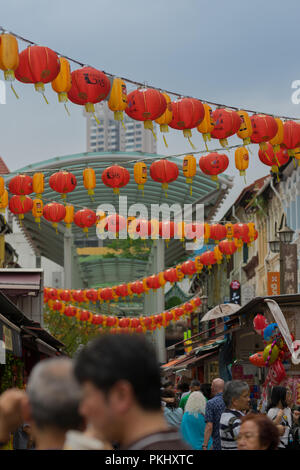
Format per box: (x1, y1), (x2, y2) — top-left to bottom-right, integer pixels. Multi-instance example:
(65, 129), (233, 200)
(74, 208), (97, 236)
(154, 92), (173, 147)
(9, 195), (33, 221)
(15, 45), (60, 103)
(197, 103), (215, 150)
(83, 167), (96, 200)
(211, 108), (241, 148)
(32, 172), (44, 199)
(149, 159), (179, 197)
(235, 147), (249, 182)
(32, 198), (43, 227)
(182, 155), (196, 196)
(64, 204), (74, 229)
(67, 66), (111, 124)
(49, 170), (77, 200)
(169, 97), (205, 149)
(101, 165), (130, 194)
(108, 77), (128, 123)
(250, 114), (278, 152)
(43, 202), (66, 230)
(133, 161), (147, 196)
(125, 87), (167, 139)
(237, 110), (252, 146)
(8, 174), (33, 197)
(51, 57), (72, 114)
(199, 152), (229, 186)
(0, 32), (19, 98)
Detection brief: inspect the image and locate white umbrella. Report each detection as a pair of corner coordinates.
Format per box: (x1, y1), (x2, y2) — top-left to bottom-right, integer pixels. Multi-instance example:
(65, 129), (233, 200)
(200, 303), (241, 322)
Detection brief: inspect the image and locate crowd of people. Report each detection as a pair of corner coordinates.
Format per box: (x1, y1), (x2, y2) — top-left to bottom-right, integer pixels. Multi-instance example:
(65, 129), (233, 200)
(0, 333), (299, 451)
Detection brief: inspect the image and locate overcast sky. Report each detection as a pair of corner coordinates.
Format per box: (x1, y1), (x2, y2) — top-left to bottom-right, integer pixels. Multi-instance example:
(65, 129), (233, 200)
(1, 0), (300, 218)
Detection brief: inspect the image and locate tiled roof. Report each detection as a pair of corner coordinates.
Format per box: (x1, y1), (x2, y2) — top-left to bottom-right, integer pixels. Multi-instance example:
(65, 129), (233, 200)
(0, 158), (9, 174)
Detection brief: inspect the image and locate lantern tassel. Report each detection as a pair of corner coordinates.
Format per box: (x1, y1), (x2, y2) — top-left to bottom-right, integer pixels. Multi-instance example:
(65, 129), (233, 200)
(42, 93), (49, 105)
(121, 120), (126, 131)
(190, 185), (193, 196)
(64, 103), (71, 117)
(293, 157), (296, 168)
(10, 83), (19, 99)
(264, 151), (271, 161)
(276, 172), (280, 183)
(163, 135), (168, 148)
(188, 137), (196, 150)
(93, 113), (100, 125)
(204, 140), (209, 152)
(151, 129), (157, 141)
(244, 174), (247, 185)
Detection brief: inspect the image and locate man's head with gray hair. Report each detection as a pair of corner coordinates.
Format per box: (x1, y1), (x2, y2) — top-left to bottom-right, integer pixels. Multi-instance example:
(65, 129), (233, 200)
(223, 380), (250, 411)
(26, 358), (83, 432)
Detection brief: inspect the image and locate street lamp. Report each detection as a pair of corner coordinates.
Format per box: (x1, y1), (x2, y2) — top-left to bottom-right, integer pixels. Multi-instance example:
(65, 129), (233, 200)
(268, 222), (295, 294)
(277, 223), (295, 244)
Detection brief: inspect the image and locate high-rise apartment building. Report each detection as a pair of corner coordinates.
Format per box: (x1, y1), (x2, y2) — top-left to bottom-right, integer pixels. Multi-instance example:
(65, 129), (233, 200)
(86, 101), (157, 154)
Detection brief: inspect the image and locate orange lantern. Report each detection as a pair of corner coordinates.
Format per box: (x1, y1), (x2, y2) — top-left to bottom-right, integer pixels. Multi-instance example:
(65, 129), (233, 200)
(235, 147), (249, 182)
(32, 198), (43, 226)
(197, 103), (215, 149)
(0, 177), (5, 198)
(183, 154), (197, 195)
(108, 77), (128, 122)
(51, 57), (72, 113)
(8, 174), (33, 197)
(15, 46), (60, 102)
(43, 202), (66, 230)
(9, 195), (33, 221)
(83, 168), (96, 199)
(149, 159), (179, 197)
(211, 108), (241, 147)
(0, 33), (19, 98)
(199, 153), (229, 185)
(237, 110), (252, 145)
(49, 171), (77, 200)
(125, 87), (167, 138)
(0, 189), (8, 216)
(250, 114), (278, 151)
(74, 208), (97, 235)
(134, 161), (147, 195)
(64, 204), (74, 229)
(32, 172), (44, 199)
(169, 98), (205, 148)
(102, 165), (130, 194)
(154, 92), (173, 147)
(226, 222), (234, 240)
(67, 66), (111, 123)
(214, 245), (223, 265)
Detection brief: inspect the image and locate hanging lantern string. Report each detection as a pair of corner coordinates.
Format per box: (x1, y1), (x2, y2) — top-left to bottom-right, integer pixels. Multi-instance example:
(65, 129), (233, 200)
(0, 25), (300, 121)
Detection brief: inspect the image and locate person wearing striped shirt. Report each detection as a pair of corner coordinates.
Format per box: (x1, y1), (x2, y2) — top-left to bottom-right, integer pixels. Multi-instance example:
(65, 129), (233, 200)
(219, 380), (250, 450)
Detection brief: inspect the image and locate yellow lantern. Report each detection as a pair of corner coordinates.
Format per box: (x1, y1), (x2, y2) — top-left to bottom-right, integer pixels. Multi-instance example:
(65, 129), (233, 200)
(0, 177), (5, 198)
(234, 238), (243, 251)
(0, 33), (19, 98)
(51, 57), (72, 113)
(0, 189), (8, 215)
(226, 222), (234, 240)
(83, 168), (96, 199)
(204, 223), (210, 244)
(194, 256), (203, 272)
(175, 264), (185, 281)
(108, 78), (128, 123)
(155, 92), (173, 147)
(247, 222), (256, 242)
(64, 204), (74, 229)
(32, 198), (43, 227)
(235, 147), (249, 182)
(142, 278), (150, 294)
(158, 272), (166, 289)
(214, 245), (223, 264)
(32, 172), (44, 199)
(237, 110), (252, 145)
(293, 147), (300, 165)
(134, 162), (147, 195)
(197, 103), (215, 149)
(183, 155), (196, 195)
(269, 118), (284, 156)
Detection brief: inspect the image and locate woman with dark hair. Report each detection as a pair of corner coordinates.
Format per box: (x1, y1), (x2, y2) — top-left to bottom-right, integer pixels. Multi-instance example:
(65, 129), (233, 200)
(161, 389), (183, 429)
(200, 383), (212, 401)
(237, 414), (279, 450)
(266, 386), (293, 449)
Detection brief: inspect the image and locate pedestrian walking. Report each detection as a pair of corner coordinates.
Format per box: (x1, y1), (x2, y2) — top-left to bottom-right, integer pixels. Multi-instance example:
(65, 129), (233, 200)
(180, 391), (212, 450)
(179, 380), (201, 411)
(203, 378), (225, 450)
(161, 389), (183, 429)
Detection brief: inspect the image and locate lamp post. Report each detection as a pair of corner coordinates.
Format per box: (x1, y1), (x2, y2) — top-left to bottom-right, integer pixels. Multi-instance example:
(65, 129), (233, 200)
(268, 222), (295, 295)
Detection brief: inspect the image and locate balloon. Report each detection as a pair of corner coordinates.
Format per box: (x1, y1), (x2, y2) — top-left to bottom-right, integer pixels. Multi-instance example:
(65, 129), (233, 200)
(249, 351), (265, 367)
(263, 323), (281, 344)
(253, 314), (268, 336)
(263, 343), (279, 365)
(265, 359), (286, 386)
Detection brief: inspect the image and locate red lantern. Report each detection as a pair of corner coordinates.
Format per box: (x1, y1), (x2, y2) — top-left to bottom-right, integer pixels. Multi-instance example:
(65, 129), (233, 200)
(9, 195), (33, 221)
(64, 306), (77, 317)
(281, 120), (300, 156)
(47, 288), (58, 300)
(104, 214), (127, 235)
(242, 229), (258, 246)
(184, 302), (194, 313)
(72, 290), (86, 303)
(125, 88), (167, 135)
(150, 159), (179, 196)
(200, 250), (217, 269)
(181, 260), (197, 276)
(49, 171), (77, 200)
(52, 300), (62, 312)
(67, 66), (111, 118)
(258, 143), (289, 179)
(85, 289), (98, 303)
(164, 268), (179, 283)
(132, 219), (150, 239)
(211, 108), (241, 147)
(233, 223), (249, 239)
(115, 284), (129, 298)
(130, 281), (145, 296)
(15, 46), (60, 100)
(209, 223), (227, 243)
(165, 311), (174, 322)
(102, 165), (130, 194)
(218, 239), (237, 259)
(184, 223), (204, 241)
(131, 318), (141, 329)
(119, 317), (130, 328)
(250, 114), (278, 151)
(59, 290), (71, 302)
(253, 314), (269, 336)
(100, 288), (114, 302)
(174, 307), (185, 319)
(143, 317), (153, 328)
(154, 314), (163, 325)
(8, 174), (33, 196)
(199, 153), (229, 184)
(146, 275), (161, 290)
(74, 209), (97, 235)
(135, 325), (144, 334)
(106, 316), (117, 327)
(43, 202), (66, 229)
(159, 221), (175, 242)
(193, 297), (202, 307)
(79, 310), (90, 322)
(169, 98), (205, 147)
(92, 315), (103, 325)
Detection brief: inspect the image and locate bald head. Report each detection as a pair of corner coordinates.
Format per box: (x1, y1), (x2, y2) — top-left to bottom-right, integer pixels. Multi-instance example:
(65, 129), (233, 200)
(211, 378), (225, 395)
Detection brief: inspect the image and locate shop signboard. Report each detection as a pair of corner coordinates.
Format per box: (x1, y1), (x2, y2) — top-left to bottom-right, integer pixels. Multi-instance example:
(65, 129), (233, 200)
(230, 280), (241, 305)
(267, 272), (280, 296)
